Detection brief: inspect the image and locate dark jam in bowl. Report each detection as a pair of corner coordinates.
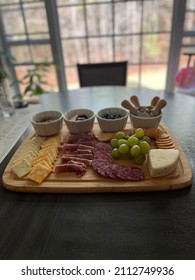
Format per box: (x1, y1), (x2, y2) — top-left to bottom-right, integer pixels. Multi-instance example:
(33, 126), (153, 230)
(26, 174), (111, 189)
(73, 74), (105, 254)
(102, 113), (122, 119)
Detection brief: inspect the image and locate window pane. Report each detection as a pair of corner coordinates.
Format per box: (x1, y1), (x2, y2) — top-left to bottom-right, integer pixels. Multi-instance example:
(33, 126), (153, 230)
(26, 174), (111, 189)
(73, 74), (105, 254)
(182, 37), (195, 45)
(1, 6), (25, 35)
(0, 0), (19, 4)
(88, 38), (113, 63)
(115, 2), (141, 34)
(31, 45), (53, 63)
(86, 0), (110, 3)
(7, 34), (27, 41)
(62, 39), (88, 66)
(115, 36), (140, 64)
(66, 67), (79, 90)
(87, 4), (112, 36)
(142, 34), (170, 63)
(58, 6), (85, 37)
(184, 12), (195, 31)
(10, 44), (53, 63)
(186, 0), (195, 10)
(57, 0), (83, 5)
(143, 0), (173, 32)
(24, 3), (49, 34)
(10, 46), (31, 63)
(127, 65), (139, 88)
(141, 65), (167, 90)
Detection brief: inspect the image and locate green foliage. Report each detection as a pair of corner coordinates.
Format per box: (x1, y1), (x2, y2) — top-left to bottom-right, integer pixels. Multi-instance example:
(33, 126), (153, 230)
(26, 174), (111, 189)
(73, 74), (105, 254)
(0, 51), (14, 82)
(18, 63), (52, 96)
(0, 65), (8, 81)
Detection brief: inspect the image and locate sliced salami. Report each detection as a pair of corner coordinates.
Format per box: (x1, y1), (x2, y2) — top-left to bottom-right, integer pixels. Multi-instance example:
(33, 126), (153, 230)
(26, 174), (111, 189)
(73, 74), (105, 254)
(93, 153), (113, 163)
(112, 164), (144, 181)
(92, 159), (112, 178)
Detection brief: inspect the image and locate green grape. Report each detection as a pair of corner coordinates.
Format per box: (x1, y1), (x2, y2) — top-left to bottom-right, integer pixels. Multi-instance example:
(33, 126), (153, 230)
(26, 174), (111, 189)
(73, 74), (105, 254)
(111, 138), (118, 148)
(115, 131), (125, 140)
(139, 141), (150, 154)
(134, 153), (146, 165)
(118, 139), (128, 146)
(143, 136), (151, 144)
(135, 128), (144, 138)
(118, 143), (129, 154)
(130, 145), (141, 157)
(112, 148), (121, 159)
(127, 136), (139, 147)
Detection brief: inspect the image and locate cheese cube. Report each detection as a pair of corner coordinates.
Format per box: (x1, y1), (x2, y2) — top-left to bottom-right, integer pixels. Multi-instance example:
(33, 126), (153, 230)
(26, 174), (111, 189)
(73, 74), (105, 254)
(12, 159), (32, 178)
(148, 149), (180, 177)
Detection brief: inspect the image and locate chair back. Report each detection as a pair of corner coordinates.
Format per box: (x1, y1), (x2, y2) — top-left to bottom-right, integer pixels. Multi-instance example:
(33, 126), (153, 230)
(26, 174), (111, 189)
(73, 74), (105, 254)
(77, 61), (127, 87)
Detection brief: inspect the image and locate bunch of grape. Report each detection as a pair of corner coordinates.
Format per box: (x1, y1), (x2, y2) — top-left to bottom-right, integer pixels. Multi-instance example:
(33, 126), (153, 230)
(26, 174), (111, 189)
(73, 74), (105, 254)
(111, 128), (151, 165)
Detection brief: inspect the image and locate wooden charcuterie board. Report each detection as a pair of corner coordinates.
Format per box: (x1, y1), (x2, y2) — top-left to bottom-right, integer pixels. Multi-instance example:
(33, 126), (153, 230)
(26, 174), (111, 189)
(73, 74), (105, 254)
(2, 123), (193, 193)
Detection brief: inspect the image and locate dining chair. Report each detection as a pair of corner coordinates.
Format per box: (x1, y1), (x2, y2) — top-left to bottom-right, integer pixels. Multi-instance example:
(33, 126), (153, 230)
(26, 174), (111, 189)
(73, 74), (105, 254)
(77, 61), (128, 87)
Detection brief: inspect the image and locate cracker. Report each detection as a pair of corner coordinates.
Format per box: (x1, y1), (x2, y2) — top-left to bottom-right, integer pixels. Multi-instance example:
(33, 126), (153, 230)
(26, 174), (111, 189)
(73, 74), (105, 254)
(97, 133), (115, 142)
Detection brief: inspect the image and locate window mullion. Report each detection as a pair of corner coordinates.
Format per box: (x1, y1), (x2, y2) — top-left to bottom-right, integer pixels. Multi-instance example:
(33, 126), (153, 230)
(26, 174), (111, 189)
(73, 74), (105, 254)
(45, 0), (67, 93)
(165, 0), (187, 93)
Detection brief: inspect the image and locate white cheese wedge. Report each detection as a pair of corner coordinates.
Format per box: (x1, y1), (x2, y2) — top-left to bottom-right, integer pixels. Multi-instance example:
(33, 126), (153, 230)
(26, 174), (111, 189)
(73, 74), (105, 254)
(12, 159), (32, 178)
(148, 149), (180, 177)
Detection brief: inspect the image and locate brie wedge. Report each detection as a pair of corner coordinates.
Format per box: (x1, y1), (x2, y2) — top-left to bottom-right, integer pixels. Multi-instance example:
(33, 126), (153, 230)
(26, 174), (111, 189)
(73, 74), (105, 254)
(148, 149), (180, 177)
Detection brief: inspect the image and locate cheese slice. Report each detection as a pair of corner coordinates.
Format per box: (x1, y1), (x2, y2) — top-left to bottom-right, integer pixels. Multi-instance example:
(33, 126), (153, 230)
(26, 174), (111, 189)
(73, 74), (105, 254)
(12, 154), (34, 165)
(12, 159), (32, 178)
(148, 149), (180, 177)
(27, 163), (51, 184)
(32, 155), (53, 168)
(16, 149), (37, 159)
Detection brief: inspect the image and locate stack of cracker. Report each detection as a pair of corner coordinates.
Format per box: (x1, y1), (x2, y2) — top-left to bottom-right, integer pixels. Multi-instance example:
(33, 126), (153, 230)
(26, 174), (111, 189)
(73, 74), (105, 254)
(11, 136), (44, 179)
(11, 134), (63, 184)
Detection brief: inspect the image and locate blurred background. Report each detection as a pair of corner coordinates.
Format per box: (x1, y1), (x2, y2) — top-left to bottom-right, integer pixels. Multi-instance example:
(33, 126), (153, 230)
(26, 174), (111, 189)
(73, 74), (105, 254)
(0, 0), (194, 96)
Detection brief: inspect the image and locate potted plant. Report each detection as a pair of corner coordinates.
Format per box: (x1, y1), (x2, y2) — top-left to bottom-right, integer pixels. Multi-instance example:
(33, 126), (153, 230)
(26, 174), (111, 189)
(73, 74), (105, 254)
(17, 62), (52, 98)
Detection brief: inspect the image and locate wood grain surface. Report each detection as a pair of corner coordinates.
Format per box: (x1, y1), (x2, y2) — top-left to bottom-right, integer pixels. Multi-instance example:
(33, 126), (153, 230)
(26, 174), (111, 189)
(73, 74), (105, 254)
(2, 123), (192, 193)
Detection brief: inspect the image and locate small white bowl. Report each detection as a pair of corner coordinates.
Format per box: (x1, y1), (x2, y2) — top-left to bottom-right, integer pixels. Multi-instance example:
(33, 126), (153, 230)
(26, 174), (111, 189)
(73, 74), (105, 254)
(64, 108), (95, 134)
(96, 107), (128, 132)
(130, 112), (162, 129)
(31, 110), (63, 136)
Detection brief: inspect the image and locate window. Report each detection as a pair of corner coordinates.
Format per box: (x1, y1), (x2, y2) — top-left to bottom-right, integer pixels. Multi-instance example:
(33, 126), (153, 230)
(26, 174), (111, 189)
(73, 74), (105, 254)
(57, 0), (173, 90)
(0, 0), (58, 95)
(0, 0), (193, 94)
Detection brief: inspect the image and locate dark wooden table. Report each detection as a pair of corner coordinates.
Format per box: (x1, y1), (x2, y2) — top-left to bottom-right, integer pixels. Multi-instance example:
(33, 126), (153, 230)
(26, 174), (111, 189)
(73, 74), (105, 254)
(0, 86), (194, 260)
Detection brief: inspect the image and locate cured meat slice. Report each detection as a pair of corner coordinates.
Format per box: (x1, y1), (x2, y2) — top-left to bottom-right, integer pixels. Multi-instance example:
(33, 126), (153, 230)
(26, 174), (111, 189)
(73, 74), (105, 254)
(72, 149), (92, 155)
(92, 159), (112, 177)
(61, 156), (92, 166)
(112, 164), (144, 181)
(93, 142), (113, 163)
(58, 144), (94, 153)
(104, 164), (118, 179)
(63, 153), (93, 160)
(55, 163), (86, 176)
(68, 133), (98, 144)
(93, 153), (113, 163)
(76, 140), (97, 147)
(94, 142), (112, 154)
